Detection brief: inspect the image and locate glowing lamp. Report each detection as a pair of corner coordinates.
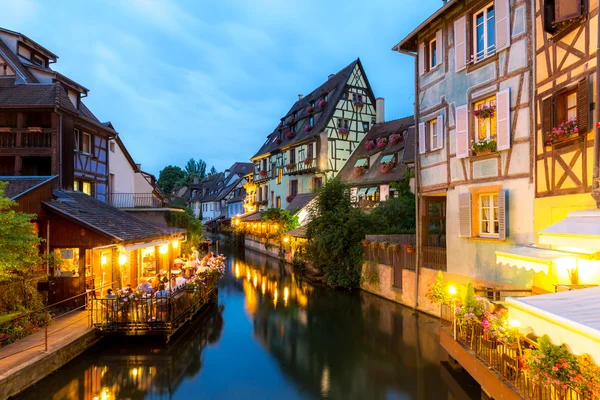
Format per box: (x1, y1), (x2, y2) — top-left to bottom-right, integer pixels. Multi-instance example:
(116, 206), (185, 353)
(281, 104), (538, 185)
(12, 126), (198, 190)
(448, 285), (457, 296)
(118, 254), (127, 265)
(171, 240), (179, 249)
(273, 224), (279, 230)
(159, 244), (168, 254)
(509, 319), (521, 328)
(101, 255), (107, 266)
(283, 236), (290, 243)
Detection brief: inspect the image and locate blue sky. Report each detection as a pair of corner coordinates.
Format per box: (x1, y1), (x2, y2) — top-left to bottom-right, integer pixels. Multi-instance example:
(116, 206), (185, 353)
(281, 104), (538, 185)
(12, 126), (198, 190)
(0, 0), (442, 175)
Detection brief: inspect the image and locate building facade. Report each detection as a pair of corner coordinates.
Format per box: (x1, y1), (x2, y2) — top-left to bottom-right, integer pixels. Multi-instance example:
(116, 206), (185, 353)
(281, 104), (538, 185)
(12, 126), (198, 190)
(250, 59), (377, 211)
(396, 0), (536, 291)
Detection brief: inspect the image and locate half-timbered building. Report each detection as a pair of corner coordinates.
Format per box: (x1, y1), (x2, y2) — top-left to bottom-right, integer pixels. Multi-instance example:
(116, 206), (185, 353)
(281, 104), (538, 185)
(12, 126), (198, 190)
(250, 59), (376, 210)
(395, 0), (536, 294)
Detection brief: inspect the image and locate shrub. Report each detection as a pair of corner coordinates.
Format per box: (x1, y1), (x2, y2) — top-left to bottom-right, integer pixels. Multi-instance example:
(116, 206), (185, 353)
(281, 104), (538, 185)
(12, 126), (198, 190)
(522, 335), (579, 389)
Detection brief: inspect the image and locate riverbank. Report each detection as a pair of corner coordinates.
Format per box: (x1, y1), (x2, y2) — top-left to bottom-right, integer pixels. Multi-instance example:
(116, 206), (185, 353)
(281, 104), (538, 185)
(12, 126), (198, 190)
(0, 311), (98, 399)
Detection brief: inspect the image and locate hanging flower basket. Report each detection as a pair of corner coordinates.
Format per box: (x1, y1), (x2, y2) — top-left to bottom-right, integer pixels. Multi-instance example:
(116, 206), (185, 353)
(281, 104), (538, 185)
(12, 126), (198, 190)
(338, 128), (349, 137)
(552, 15), (586, 35)
(380, 161), (395, 174)
(318, 98), (327, 108)
(362, 239), (370, 247)
(286, 131), (296, 140)
(473, 105), (496, 119)
(259, 170), (268, 178)
(304, 124), (313, 133)
(353, 99), (364, 109)
(376, 137), (388, 148)
(305, 105), (314, 113)
(286, 195), (296, 203)
(285, 163), (296, 171)
(354, 166), (367, 176)
(471, 138), (497, 156)
(405, 244), (415, 253)
(389, 133), (403, 146)
(287, 116), (295, 125)
(364, 140), (376, 151)
(379, 241), (389, 250)
(388, 243), (400, 252)
(274, 137), (282, 145)
(546, 119), (579, 145)
(303, 157), (314, 166)
(369, 241), (379, 249)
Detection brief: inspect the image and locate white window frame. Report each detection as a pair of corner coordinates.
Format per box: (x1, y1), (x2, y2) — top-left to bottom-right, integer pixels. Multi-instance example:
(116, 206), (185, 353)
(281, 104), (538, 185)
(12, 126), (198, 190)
(428, 119), (438, 151)
(479, 193), (499, 237)
(474, 96), (497, 141)
(81, 132), (91, 154)
(473, 2), (496, 62)
(429, 38), (437, 69)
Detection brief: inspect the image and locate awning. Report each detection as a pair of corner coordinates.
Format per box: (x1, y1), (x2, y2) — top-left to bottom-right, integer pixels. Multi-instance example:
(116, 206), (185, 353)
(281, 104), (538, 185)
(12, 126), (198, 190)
(124, 239), (169, 251)
(495, 246), (579, 275)
(507, 287), (600, 364)
(366, 187), (378, 196)
(357, 188), (368, 196)
(539, 210), (600, 250)
(240, 211), (262, 222)
(287, 225), (307, 239)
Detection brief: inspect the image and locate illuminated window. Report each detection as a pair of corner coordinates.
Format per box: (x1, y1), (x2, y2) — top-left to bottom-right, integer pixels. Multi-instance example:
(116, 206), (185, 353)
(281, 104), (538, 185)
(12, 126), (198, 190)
(474, 95), (497, 141)
(82, 181), (92, 195)
(479, 193), (499, 237)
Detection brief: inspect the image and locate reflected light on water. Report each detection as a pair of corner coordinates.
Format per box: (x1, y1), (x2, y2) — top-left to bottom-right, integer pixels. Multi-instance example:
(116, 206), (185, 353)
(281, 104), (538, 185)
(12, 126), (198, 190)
(261, 281), (266, 295)
(273, 288), (278, 309)
(321, 365), (330, 398)
(234, 263), (240, 278)
(283, 287), (289, 306)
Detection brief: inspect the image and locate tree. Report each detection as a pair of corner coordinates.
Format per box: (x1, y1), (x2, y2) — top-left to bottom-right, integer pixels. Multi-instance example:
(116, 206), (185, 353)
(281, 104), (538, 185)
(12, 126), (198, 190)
(368, 173), (416, 234)
(208, 166), (217, 176)
(184, 158), (207, 185)
(306, 178), (375, 288)
(0, 182), (43, 312)
(260, 208), (299, 232)
(165, 208), (203, 257)
(157, 165), (185, 194)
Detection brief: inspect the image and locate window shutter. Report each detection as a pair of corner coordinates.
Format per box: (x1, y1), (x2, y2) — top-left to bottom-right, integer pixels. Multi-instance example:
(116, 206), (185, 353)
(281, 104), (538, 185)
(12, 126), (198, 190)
(555, 0), (583, 23)
(458, 193), (472, 238)
(577, 77), (589, 135)
(496, 88), (511, 151)
(418, 42), (425, 76)
(436, 29), (443, 65)
(542, 97), (554, 145)
(418, 122), (426, 154)
(436, 114), (444, 150)
(543, 1), (555, 33)
(454, 16), (467, 72)
(455, 105), (469, 158)
(498, 189), (508, 240)
(495, 0), (511, 52)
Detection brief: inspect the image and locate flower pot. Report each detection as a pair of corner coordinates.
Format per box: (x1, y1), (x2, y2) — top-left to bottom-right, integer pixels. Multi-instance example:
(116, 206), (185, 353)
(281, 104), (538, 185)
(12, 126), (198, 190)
(286, 132), (296, 140)
(474, 149), (492, 156)
(406, 248), (415, 253)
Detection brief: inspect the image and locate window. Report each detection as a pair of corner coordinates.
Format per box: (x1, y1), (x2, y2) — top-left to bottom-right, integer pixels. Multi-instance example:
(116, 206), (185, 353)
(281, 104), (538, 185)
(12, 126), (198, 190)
(277, 168), (283, 184)
(81, 132), (91, 154)
(473, 3), (495, 62)
(429, 38), (437, 69)
(423, 197), (446, 246)
(32, 55), (44, 66)
(362, 122), (369, 131)
(353, 94), (363, 102)
(109, 142), (115, 153)
(354, 158), (368, 168)
(307, 143), (314, 159)
(313, 177), (323, 189)
(558, 89), (578, 124)
(310, 101), (315, 108)
(276, 196), (281, 208)
(74, 129), (80, 151)
(338, 119), (350, 129)
(342, 91), (348, 100)
(380, 154), (395, 164)
(262, 159), (267, 171)
(542, 79), (589, 145)
(291, 124), (296, 133)
(479, 193), (499, 237)
(289, 180), (298, 197)
(544, 0), (585, 33)
(74, 180), (92, 196)
(429, 119), (438, 151)
(309, 116), (314, 126)
(73, 180), (78, 191)
(289, 148), (296, 164)
(474, 96), (497, 141)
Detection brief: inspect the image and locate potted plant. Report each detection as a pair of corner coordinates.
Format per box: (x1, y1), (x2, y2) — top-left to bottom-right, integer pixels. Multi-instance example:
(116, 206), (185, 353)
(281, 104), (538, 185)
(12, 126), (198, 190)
(369, 241), (379, 249)
(354, 166), (367, 176)
(305, 105), (314, 113)
(285, 163), (296, 171)
(473, 104), (496, 119)
(380, 161), (395, 174)
(304, 124), (313, 133)
(552, 14), (586, 36)
(471, 138), (497, 156)
(364, 140), (376, 151)
(522, 335), (579, 391)
(274, 137), (282, 145)
(286, 195), (296, 203)
(389, 133), (403, 146)
(286, 131), (296, 140)
(546, 119), (579, 145)
(303, 157), (314, 166)
(318, 98), (327, 108)
(362, 239), (370, 247)
(287, 116), (295, 125)
(338, 128), (349, 137)
(379, 241), (389, 250)
(353, 99), (364, 109)
(259, 170), (268, 178)
(405, 244), (415, 253)
(376, 137), (388, 148)
(387, 243), (400, 252)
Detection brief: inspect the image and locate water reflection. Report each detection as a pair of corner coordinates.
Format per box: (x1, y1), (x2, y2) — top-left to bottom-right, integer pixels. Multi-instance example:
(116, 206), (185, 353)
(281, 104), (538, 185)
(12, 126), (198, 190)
(18, 247), (478, 400)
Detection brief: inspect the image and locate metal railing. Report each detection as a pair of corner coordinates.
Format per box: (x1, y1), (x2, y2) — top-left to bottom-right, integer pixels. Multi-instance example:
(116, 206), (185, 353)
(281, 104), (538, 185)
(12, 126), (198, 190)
(440, 304), (591, 400)
(284, 159), (316, 175)
(107, 193), (163, 208)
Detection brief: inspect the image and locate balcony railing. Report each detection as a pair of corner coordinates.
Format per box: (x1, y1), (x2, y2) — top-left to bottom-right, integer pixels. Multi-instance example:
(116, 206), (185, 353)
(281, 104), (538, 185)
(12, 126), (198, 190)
(422, 245), (447, 271)
(284, 159), (317, 175)
(0, 128), (52, 148)
(107, 193), (163, 208)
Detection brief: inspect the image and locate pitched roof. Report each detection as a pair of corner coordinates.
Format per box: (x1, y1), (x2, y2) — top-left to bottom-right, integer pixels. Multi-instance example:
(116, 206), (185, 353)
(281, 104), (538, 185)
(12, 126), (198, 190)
(338, 116), (415, 186)
(252, 59), (373, 159)
(0, 38), (38, 83)
(228, 162), (253, 176)
(216, 177), (243, 201)
(0, 82), (76, 112)
(43, 190), (170, 243)
(1, 176), (56, 200)
(286, 193), (315, 213)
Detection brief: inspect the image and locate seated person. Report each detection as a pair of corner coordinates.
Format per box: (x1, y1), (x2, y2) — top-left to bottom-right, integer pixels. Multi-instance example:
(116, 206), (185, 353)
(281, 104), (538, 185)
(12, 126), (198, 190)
(154, 283), (169, 298)
(106, 288), (116, 298)
(175, 271), (188, 288)
(137, 278), (153, 294)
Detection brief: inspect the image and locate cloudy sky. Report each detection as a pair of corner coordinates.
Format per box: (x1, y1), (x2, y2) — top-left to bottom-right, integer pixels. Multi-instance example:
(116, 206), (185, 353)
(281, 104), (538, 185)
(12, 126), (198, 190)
(0, 0), (441, 175)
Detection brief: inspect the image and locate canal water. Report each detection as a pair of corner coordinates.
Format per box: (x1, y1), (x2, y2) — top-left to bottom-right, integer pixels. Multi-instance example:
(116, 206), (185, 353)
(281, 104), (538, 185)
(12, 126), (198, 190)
(17, 245), (480, 400)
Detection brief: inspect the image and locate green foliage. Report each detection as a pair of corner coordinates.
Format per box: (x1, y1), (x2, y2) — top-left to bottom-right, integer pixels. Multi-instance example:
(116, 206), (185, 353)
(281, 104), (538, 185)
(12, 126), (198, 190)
(306, 178), (376, 288)
(165, 208), (203, 257)
(158, 165), (185, 194)
(425, 271), (451, 306)
(471, 138), (497, 154)
(0, 311), (47, 346)
(368, 175), (416, 234)
(260, 208), (299, 232)
(183, 158), (207, 185)
(523, 335), (579, 388)
(362, 262), (380, 287)
(208, 166), (217, 176)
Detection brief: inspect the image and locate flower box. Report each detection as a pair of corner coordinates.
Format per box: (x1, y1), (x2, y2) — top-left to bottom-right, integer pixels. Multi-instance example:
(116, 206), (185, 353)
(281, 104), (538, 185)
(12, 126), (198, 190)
(353, 100), (364, 109)
(259, 170), (268, 178)
(305, 105), (314, 113)
(286, 195), (296, 203)
(354, 166), (367, 176)
(473, 105), (496, 119)
(286, 131), (296, 140)
(304, 124), (313, 133)
(546, 119), (579, 145)
(376, 137), (388, 148)
(379, 241), (389, 250)
(380, 162), (395, 174)
(364, 140), (375, 151)
(303, 157), (314, 166)
(285, 163), (296, 171)
(471, 138), (497, 156)
(318, 99), (327, 108)
(389, 133), (402, 146)
(552, 15), (586, 36)
(287, 117), (295, 125)
(405, 244), (415, 253)
(362, 239), (370, 247)
(274, 137), (282, 145)
(338, 128), (349, 137)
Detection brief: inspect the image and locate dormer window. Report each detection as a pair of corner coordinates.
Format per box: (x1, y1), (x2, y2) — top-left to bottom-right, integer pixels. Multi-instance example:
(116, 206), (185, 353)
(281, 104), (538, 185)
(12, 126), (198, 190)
(354, 158), (368, 168)
(32, 54), (45, 67)
(309, 116), (314, 126)
(380, 154), (396, 164)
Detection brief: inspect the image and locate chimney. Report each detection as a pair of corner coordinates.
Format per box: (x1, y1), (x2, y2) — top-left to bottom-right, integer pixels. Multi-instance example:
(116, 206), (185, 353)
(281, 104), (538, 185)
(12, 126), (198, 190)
(328, 74), (335, 80)
(193, 176), (200, 184)
(298, 94), (303, 100)
(224, 169), (230, 177)
(376, 98), (385, 124)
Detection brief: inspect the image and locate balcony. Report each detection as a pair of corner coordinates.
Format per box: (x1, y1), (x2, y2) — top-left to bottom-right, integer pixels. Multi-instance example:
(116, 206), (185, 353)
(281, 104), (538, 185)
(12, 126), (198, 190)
(254, 170), (272, 183)
(284, 159), (316, 176)
(107, 193), (164, 208)
(0, 128), (52, 149)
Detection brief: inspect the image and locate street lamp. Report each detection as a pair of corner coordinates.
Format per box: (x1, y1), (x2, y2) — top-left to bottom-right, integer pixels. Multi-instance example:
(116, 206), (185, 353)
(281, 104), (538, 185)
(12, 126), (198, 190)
(510, 319), (522, 357)
(448, 285), (457, 340)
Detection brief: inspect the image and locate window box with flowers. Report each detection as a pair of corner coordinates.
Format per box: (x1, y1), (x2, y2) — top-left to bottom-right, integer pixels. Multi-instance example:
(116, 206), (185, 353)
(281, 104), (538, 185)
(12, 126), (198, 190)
(286, 131), (296, 140)
(318, 98), (327, 108)
(353, 99), (364, 110)
(380, 161), (395, 174)
(471, 138), (497, 156)
(473, 104), (496, 119)
(287, 116), (295, 125)
(552, 14), (586, 37)
(338, 128), (349, 138)
(303, 157), (314, 167)
(405, 244), (415, 253)
(305, 105), (314, 113)
(362, 239), (370, 247)
(286, 195), (296, 203)
(285, 163), (296, 172)
(376, 137), (388, 149)
(389, 133), (403, 146)
(274, 137), (282, 145)
(364, 140), (375, 151)
(546, 119), (579, 145)
(259, 170), (268, 178)
(304, 124), (313, 133)
(354, 165), (367, 176)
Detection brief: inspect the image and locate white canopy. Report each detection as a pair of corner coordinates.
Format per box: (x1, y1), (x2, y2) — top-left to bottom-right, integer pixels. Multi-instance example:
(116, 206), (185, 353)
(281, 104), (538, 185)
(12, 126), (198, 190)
(539, 210), (600, 250)
(495, 246), (583, 275)
(507, 287), (600, 363)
